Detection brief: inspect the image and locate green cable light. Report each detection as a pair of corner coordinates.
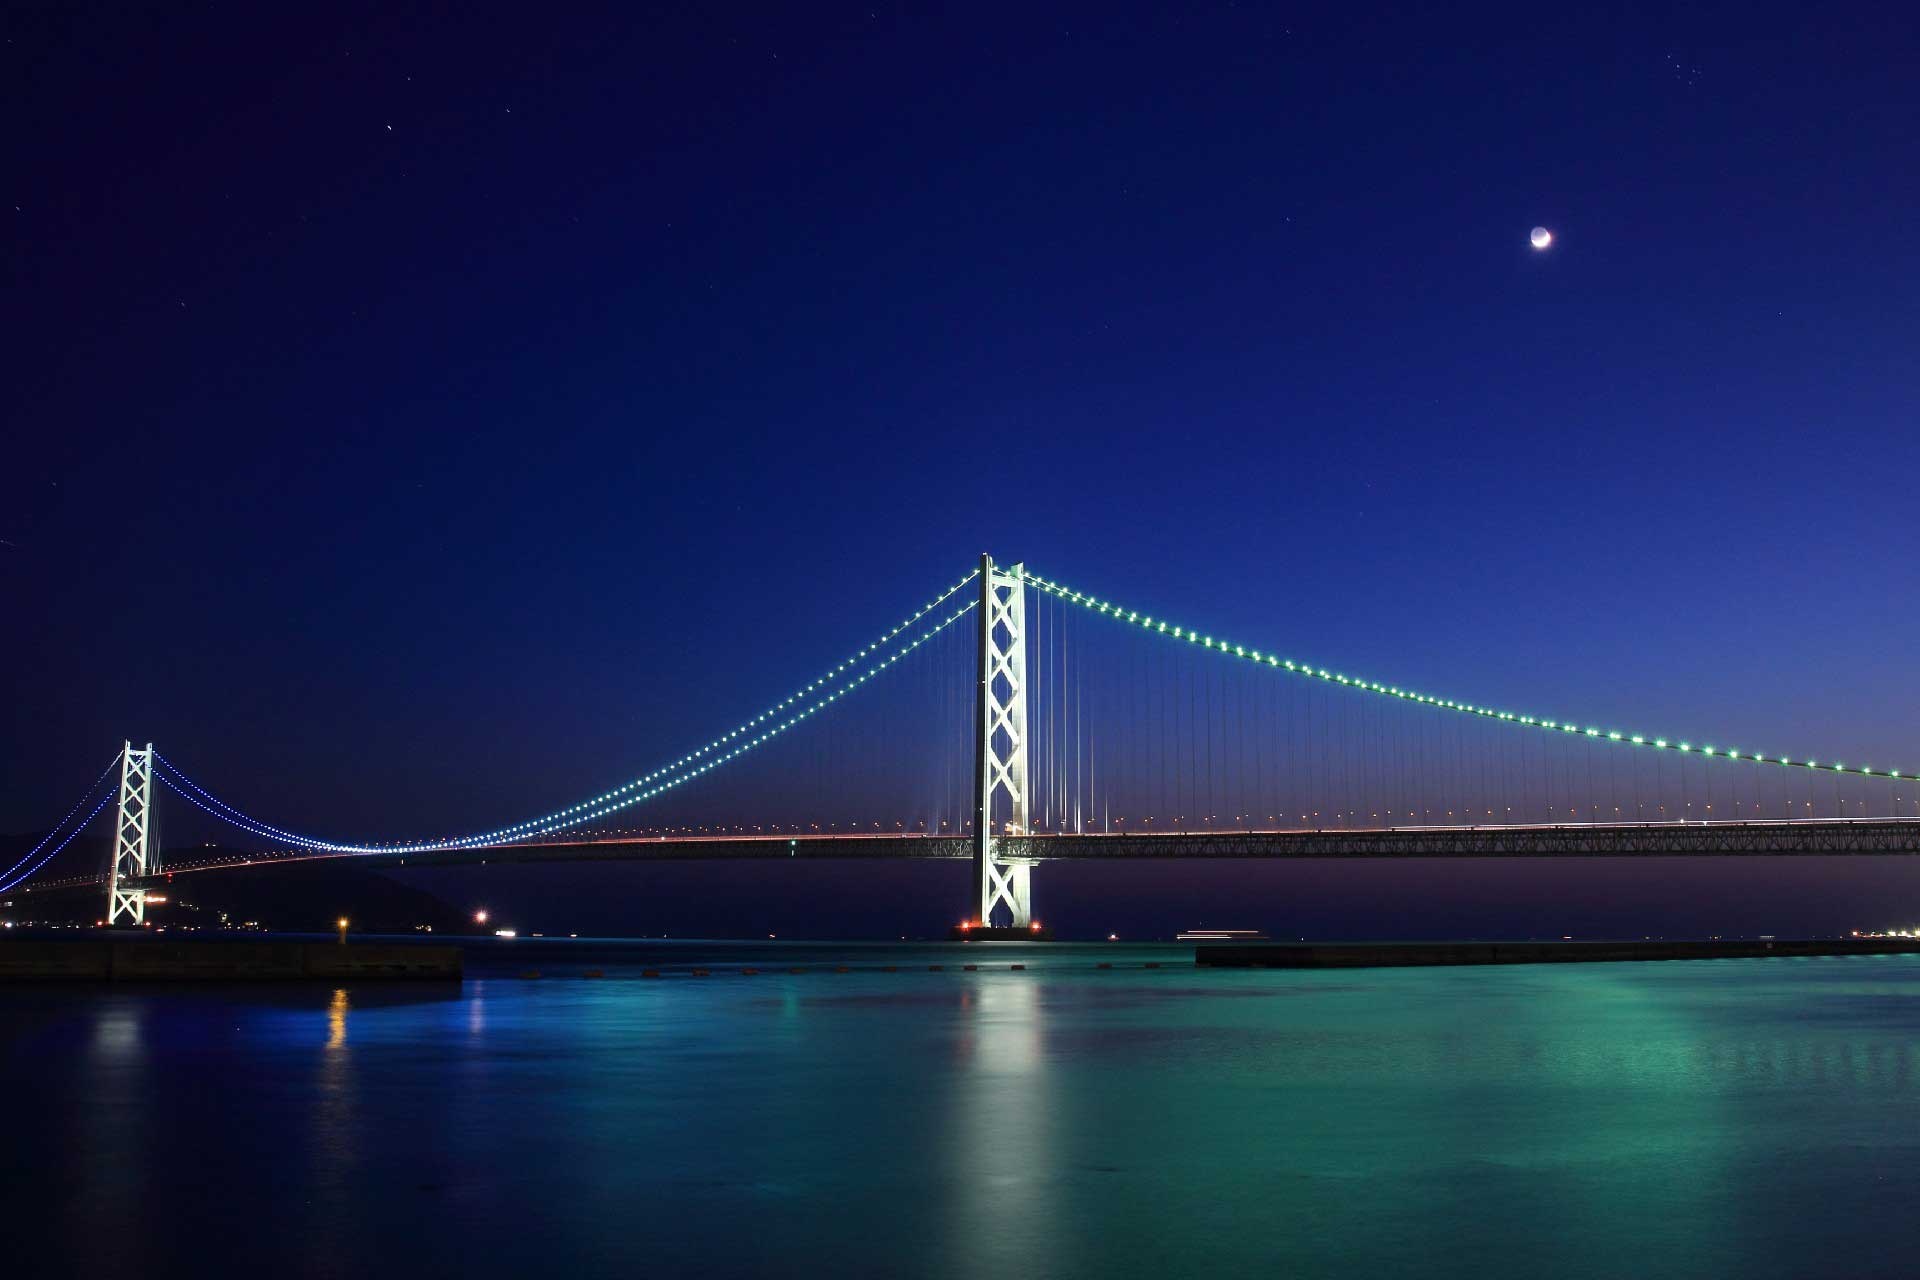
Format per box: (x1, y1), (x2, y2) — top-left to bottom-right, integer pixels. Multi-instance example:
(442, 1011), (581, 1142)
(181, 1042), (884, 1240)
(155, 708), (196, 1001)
(1024, 570), (1911, 782)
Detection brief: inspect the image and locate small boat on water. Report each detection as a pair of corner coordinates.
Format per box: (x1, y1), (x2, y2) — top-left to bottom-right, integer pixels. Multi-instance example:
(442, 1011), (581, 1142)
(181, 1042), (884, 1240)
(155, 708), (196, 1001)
(1175, 928), (1270, 942)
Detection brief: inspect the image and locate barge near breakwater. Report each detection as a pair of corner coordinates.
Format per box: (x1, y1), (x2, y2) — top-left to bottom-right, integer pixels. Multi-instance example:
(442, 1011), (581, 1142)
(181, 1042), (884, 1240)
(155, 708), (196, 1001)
(0, 937), (461, 982)
(1195, 937), (1920, 969)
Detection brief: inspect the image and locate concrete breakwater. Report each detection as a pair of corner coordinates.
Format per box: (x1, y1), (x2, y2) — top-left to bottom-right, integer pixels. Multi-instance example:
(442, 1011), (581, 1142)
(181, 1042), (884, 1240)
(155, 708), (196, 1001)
(1195, 937), (1920, 969)
(0, 938), (461, 981)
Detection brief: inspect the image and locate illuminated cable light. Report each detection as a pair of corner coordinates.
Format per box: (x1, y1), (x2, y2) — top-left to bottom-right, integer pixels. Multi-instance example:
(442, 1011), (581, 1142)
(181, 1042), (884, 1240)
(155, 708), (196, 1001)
(1024, 568), (1916, 781)
(0, 753), (122, 884)
(159, 591), (981, 857)
(0, 793), (115, 895)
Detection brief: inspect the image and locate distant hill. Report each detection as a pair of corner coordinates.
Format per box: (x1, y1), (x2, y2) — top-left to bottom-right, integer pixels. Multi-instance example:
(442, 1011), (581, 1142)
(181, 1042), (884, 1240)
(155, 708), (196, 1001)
(2, 844), (467, 935)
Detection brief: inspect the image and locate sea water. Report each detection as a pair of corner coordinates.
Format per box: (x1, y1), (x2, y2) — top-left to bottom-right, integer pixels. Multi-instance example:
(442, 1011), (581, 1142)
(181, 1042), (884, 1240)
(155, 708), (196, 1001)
(4, 941), (1918, 1278)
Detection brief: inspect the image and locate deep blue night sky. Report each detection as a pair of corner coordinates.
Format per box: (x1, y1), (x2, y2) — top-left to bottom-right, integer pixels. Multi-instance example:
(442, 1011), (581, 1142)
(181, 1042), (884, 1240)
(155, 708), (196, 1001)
(7, 3), (1918, 935)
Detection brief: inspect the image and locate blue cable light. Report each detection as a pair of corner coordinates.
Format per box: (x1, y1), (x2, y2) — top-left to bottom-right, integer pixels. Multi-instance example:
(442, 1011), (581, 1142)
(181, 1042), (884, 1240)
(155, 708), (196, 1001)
(0, 755), (122, 885)
(154, 582), (981, 856)
(0, 793), (116, 895)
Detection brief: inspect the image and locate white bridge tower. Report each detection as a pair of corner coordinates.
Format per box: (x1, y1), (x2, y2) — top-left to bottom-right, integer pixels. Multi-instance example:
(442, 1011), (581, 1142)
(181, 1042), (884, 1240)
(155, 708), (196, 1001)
(972, 554), (1034, 928)
(105, 741), (155, 926)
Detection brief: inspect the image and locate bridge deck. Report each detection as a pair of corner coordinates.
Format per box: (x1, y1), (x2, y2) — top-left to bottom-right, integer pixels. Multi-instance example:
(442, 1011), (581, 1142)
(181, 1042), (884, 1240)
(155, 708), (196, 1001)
(67, 818), (1920, 887)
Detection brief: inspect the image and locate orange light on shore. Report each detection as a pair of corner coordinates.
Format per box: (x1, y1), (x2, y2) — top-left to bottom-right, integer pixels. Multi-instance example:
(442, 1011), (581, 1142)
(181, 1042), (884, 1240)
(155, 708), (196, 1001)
(474, 910), (489, 925)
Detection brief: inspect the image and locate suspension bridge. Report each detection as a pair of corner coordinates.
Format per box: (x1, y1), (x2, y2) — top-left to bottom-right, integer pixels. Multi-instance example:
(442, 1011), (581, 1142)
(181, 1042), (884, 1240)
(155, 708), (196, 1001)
(9, 555), (1920, 931)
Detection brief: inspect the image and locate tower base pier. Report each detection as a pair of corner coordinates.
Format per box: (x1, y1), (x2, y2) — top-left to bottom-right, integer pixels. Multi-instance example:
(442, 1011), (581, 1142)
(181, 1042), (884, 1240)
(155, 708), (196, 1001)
(951, 924), (1053, 941)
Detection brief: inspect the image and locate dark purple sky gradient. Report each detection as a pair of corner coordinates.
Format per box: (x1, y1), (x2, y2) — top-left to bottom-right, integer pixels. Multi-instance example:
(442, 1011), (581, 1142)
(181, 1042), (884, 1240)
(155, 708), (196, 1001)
(6, 3), (1919, 934)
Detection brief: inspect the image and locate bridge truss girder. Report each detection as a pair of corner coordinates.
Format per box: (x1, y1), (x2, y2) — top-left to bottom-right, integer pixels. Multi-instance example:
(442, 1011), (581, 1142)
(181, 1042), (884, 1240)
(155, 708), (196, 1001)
(59, 822), (1920, 902)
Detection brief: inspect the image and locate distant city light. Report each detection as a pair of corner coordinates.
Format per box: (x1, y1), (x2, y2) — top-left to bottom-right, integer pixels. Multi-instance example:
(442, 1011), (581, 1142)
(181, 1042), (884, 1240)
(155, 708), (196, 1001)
(474, 910), (488, 925)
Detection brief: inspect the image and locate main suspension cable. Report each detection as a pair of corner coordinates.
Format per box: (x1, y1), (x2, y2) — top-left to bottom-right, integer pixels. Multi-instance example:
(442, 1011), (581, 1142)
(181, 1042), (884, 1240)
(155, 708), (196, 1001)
(0, 754), (123, 886)
(153, 574), (982, 855)
(1025, 568), (1918, 785)
(0, 793), (117, 894)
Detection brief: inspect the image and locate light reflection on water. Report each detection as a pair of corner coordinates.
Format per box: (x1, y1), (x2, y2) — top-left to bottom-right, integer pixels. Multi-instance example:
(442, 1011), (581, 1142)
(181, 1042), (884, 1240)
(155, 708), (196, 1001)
(4, 944), (1920, 1279)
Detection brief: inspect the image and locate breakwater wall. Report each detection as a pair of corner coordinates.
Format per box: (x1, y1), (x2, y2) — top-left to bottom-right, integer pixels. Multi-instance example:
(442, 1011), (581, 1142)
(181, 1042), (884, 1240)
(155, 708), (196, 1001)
(0, 938), (461, 981)
(1196, 937), (1920, 969)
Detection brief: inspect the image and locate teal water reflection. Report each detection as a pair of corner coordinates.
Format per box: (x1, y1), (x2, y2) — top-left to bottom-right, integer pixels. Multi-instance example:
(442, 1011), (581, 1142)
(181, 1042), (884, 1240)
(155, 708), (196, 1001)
(4, 944), (1918, 1278)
